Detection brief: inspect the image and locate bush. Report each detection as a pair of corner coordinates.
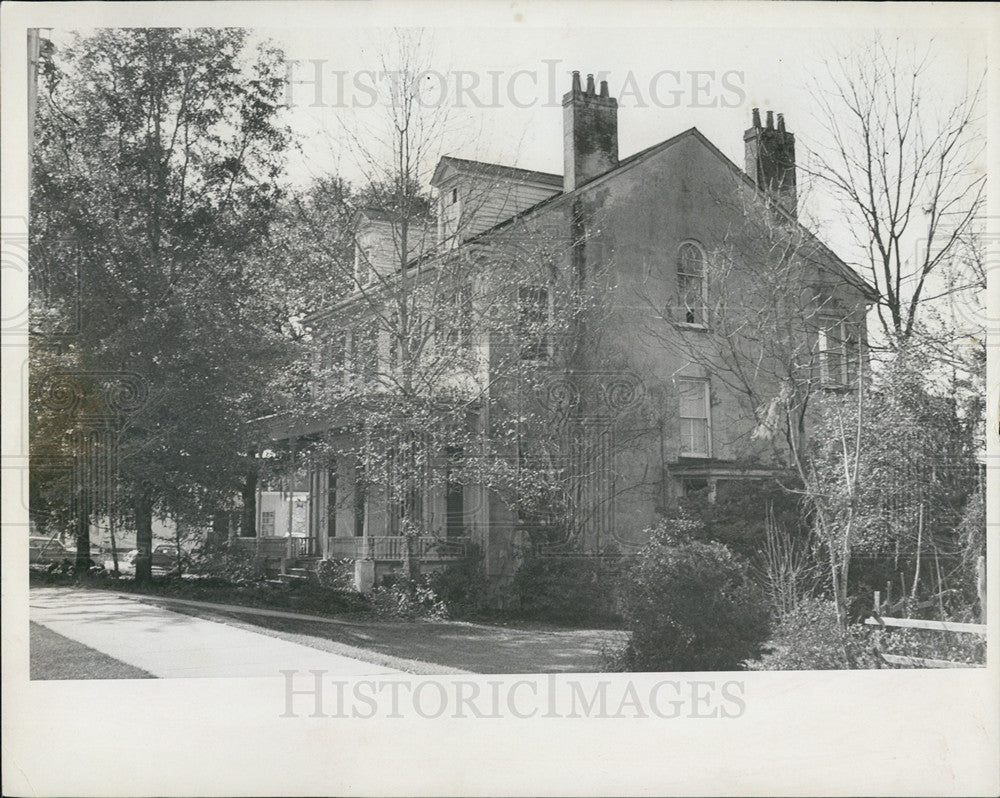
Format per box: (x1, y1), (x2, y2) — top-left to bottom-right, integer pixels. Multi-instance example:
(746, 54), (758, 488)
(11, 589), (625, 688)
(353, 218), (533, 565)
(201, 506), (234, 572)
(424, 548), (492, 619)
(512, 547), (620, 625)
(370, 574), (448, 620)
(190, 541), (266, 584)
(614, 520), (770, 671)
(315, 558), (357, 593)
(746, 598), (881, 670)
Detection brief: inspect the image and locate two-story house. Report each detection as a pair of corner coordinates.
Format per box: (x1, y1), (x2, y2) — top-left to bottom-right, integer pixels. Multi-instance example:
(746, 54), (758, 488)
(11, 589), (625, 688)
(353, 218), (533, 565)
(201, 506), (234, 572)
(252, 71), (876, 589)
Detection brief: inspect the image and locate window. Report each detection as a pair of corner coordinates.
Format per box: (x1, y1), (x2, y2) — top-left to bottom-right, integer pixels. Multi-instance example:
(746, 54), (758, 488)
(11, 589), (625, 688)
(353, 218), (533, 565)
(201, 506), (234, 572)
(321, 333), (346, 391)
(326, 459), (337, 537)
(440, 285), (473, 350)
(353, 460), (366, 537)
(354, 244), (372, 287)
(818, 319), (861, 387)
(349, 326), (378, 381)
(519, 285), (552, 361)
(261, 511), (275, 537)
(450, 187), (458, 205)
(676, 242), (706, 326)
(445, 446), (465, 538)
(678, 378), (711, 457)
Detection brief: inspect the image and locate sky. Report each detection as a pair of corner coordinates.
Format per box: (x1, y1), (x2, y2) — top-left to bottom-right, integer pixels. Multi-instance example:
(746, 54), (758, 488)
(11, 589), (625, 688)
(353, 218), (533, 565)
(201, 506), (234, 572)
(41, 8), (993, 344)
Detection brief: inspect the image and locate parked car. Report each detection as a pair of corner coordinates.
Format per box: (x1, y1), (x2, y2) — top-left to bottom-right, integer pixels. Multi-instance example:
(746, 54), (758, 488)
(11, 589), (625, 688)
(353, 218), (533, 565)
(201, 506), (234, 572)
(129, 545), (183, 569)
(29, 536), (99, 568)
(29, 536), (72, 565)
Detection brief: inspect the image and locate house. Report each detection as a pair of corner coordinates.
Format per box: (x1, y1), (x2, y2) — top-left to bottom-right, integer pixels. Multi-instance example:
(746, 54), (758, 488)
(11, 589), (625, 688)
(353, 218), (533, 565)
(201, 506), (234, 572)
(249, 71), (876, 589)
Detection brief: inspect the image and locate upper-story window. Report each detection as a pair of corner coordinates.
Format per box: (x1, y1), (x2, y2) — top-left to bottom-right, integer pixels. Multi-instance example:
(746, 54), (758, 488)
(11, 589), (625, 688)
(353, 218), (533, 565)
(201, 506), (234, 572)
(450, 187), (459, 205)
(678, 377), (711, 457)
(818, 318), (862, 387)
(519, 285), (552, 361)
(440, 284), (473, 351)
(676, 241), (707, 326)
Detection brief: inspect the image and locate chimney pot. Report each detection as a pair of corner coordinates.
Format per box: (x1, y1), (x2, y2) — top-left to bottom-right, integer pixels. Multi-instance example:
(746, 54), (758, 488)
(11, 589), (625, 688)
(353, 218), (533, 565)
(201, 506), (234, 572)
(766, 110), (774, 129)
(751, 107), (761, 128)
(777, 113), (786, 133)
(563, 73), (619, 191)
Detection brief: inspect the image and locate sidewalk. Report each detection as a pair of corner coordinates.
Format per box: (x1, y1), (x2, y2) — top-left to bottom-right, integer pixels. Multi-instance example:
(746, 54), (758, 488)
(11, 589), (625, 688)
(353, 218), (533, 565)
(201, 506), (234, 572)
(29, 587), (406, 679)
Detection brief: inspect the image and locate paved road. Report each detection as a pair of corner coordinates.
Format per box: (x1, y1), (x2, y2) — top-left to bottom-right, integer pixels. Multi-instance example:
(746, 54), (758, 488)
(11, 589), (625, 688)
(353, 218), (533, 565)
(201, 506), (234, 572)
(30, 587), (404, 679)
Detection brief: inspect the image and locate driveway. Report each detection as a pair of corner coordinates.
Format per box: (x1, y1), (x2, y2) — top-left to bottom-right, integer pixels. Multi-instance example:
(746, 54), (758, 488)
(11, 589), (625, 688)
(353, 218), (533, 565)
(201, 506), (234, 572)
(29, 587), (409, 679)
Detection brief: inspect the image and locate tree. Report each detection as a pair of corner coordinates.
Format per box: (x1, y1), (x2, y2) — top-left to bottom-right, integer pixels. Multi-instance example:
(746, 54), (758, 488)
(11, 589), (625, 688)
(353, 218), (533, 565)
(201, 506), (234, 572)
(802, 352), (979, 626)
(807, 35), (985, 349)
(30, 29), (292, 579)
(286, 32), (603, 578)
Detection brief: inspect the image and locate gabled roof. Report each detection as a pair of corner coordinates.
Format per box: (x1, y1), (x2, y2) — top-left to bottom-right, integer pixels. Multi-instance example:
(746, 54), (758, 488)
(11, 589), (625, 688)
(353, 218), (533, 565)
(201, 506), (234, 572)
(432, 155), (563, 190)
(309, 125), (877, 327)
(456, 127), (878, 301)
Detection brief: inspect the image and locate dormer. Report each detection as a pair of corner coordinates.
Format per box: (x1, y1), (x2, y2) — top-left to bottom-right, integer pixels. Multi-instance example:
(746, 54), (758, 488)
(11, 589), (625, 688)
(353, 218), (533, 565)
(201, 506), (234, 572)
(431, 156), (562, 247)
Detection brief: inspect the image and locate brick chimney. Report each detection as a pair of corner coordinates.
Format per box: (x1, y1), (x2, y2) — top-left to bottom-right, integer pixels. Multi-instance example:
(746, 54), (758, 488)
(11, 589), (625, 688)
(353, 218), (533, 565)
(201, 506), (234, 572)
(563, 71), (618, 192)
(744, 107), (796, 215)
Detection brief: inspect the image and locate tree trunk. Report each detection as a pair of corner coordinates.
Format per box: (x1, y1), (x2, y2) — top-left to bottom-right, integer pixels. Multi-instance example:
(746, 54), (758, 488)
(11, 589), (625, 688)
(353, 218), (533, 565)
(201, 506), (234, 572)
(240, 453), (258, 538)
(74, 494), (92, 574)
(134, 488), (153, 583)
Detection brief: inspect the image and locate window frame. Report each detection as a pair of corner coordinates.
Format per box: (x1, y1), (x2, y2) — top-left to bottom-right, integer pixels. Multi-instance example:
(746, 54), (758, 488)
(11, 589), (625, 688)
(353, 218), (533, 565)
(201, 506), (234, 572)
(675, 240), (708, 329)
(677, 377), (712, 458)
(818, 318), (861, 388)
(518, 284), (554, 362)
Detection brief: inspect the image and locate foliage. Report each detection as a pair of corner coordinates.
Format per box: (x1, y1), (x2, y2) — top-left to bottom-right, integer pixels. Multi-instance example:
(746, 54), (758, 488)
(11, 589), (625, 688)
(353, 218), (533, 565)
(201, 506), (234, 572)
(746, 598), (881, 670)
(423, 548), (492, 619)
(191, 541), (267, 585)
(803, 353), (980, 622)
(315, 558), (358, 593)
(869, 625), (985, 667)
(512, 546), (621, 626)
(679, 478), (808, 560)
(613, 519), (771, 671)
(30, 28), (294, 579)
(370, 574), (449, 620)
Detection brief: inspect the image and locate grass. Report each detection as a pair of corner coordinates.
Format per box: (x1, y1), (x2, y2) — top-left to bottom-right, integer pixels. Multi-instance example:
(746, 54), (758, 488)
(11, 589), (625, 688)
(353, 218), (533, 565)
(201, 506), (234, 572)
(30, 621), (154, 680)
(146, 602), (628, 673)
(29, 568), (629, 673)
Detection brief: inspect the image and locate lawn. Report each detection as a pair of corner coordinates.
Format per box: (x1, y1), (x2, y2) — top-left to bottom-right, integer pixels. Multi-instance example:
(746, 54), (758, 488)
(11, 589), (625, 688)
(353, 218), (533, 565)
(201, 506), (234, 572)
(30, 622), (154, 680)
(29, 570), (628, 673)
(146, 602), (628, 673)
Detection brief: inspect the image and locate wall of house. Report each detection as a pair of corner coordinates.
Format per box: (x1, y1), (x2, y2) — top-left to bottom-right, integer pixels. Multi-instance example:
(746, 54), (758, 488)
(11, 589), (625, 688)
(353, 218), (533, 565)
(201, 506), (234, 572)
(435, 170), (559, 245)
(476, 131), (870, 554)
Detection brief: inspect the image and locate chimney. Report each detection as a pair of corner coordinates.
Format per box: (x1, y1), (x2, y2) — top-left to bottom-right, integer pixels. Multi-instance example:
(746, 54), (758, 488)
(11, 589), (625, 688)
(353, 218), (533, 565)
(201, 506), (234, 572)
(744, 107), (797, 215)
(563, 71), (618, 192)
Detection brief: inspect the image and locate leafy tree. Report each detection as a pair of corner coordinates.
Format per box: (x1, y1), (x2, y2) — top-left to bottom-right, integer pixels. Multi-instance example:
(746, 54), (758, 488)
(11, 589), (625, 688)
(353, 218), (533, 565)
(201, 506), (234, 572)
(30, 28), (292, 578)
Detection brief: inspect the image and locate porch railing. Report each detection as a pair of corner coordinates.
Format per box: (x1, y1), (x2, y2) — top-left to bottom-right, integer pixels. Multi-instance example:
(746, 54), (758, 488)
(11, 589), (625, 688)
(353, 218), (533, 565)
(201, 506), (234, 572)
(327, 536), (471, 562)
(232, 536), (317, 559)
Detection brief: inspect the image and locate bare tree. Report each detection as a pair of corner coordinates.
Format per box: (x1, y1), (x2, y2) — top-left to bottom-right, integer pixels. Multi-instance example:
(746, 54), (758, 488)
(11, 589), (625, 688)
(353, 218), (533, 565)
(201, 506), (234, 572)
(806, 35), (985, 348)
(283, 32), (602, 578)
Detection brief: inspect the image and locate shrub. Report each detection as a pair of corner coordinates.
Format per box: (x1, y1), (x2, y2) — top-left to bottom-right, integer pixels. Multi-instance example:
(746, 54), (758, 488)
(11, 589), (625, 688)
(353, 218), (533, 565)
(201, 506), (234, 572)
(746, 598), (881, 670)
(424, 547), (491, 619)
(512, 547), (621, 626)
(614, 521), (770, 671)
(370, 574), (448, 620)
(315, 558), (358, 593)
(190, 541), (266, 584)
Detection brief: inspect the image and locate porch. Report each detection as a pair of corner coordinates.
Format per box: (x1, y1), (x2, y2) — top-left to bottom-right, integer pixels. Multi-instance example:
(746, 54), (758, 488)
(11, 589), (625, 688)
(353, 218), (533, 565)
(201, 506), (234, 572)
(232, 535), (472, 563)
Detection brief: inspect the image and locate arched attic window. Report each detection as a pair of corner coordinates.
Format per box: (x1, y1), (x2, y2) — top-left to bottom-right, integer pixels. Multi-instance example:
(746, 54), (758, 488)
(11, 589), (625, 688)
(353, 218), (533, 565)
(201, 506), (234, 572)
(676, 241), (707, 326)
